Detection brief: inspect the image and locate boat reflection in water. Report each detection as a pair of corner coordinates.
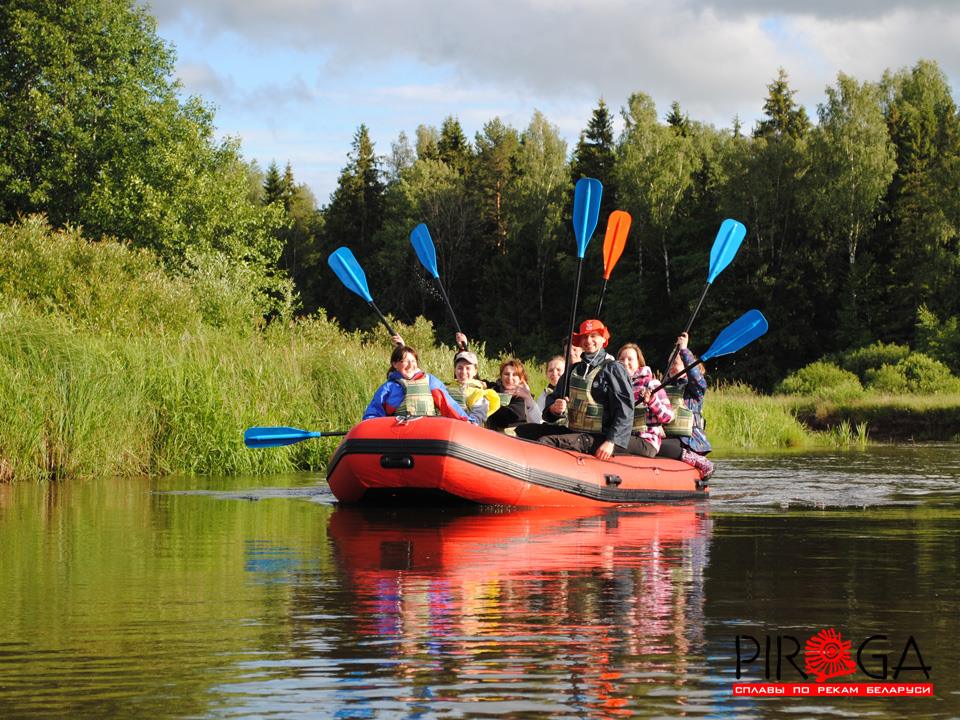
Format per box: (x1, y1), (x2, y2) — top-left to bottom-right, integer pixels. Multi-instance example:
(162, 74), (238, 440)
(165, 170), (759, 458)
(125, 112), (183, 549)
(325, 503), (712, 716)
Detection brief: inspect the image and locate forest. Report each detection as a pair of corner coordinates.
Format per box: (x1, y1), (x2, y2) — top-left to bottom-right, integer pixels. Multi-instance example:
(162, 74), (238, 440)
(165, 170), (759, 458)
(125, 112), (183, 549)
(3, 0), (960, 391)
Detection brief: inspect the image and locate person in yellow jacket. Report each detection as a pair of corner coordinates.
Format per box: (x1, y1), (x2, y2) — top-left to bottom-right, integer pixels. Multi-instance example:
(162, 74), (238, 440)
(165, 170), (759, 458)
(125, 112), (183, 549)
(447, 349), (500, 426)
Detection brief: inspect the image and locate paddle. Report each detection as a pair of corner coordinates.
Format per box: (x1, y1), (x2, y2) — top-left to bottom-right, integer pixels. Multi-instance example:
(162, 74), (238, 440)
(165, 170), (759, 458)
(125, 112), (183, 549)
(662, 309), (768, 387)
(665, 218), (747, 373)
(244, 426), (349, 449)
(327, 246), (398, 338)
(562, 177), (603, 396)
(595, 210), (631, 317)
(410, 223), (466, 349)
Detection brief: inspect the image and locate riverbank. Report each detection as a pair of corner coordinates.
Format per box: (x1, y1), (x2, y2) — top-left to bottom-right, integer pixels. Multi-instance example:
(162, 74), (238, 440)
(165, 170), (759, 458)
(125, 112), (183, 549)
(5, 303), (958, 482)
(789, 395), (960, 442)
(2, 219), (957, 483)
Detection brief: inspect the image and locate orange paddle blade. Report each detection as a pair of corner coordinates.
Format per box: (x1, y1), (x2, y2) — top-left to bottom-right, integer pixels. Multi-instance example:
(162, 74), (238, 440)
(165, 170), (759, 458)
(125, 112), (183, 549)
(602, 210), (631, 279)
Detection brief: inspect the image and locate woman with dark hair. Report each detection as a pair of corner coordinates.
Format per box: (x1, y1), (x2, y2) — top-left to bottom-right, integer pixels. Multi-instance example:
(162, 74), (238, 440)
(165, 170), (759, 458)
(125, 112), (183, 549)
(362, 345), (472, 422)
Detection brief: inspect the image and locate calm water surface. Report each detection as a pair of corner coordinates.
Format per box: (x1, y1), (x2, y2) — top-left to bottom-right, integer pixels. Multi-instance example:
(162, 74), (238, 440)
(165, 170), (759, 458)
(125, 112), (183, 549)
(1, 445), (958, 718)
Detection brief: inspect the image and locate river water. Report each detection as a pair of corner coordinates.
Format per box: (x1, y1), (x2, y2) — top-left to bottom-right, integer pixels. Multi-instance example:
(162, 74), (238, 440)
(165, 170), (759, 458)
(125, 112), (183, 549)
(1, 445), (958, 718)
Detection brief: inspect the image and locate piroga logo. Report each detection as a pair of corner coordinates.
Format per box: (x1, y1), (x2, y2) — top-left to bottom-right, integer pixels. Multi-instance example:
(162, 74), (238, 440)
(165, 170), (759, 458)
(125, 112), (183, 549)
(736, 628), (931, 682)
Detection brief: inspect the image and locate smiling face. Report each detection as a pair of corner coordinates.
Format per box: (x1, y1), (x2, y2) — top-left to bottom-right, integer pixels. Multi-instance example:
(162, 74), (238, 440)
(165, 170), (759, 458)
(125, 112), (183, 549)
(455, 360), (477, 382)
(392, 351), (419, 379)
(579, 331), (606, 355)
(546, 358), (565, 386)
(500, 364), (523, 390)
(618, 347), (640, 375)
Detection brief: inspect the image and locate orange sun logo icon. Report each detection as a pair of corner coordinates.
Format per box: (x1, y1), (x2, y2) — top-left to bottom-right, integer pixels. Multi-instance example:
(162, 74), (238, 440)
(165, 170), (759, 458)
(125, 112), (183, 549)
(804, 628), (857, 682)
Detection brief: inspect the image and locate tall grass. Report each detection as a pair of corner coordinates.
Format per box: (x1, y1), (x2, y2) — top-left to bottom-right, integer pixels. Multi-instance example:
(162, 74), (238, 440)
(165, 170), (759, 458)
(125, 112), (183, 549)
(0, 305), (462, 481)
(707, 382), (810, 451)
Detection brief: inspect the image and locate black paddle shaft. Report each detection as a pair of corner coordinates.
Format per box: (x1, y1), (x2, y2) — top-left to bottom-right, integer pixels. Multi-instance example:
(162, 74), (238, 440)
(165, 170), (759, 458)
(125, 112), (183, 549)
(562, 258), (586, 398)
(434, 280), (466, 349)
(595, 278), (609, 318)
(661, 357), (705, 388)
(368, 301), (398, 339)
(665, 281), (710, 374)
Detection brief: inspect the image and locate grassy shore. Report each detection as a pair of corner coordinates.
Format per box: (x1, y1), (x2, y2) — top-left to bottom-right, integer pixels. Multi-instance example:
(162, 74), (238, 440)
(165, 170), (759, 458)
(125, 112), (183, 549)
(4, 304), (925, 483)
(0, 305), (471, 482)
(2, 217), (956, 482)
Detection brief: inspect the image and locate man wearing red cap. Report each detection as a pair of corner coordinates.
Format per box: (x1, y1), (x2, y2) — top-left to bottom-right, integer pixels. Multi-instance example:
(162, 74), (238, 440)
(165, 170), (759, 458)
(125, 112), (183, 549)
(537, 319), (635, 460)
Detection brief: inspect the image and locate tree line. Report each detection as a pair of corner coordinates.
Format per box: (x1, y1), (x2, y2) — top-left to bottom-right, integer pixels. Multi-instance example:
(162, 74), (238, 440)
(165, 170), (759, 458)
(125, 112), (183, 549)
(283, 63), (960, 388)
(3, 1), (959, 388)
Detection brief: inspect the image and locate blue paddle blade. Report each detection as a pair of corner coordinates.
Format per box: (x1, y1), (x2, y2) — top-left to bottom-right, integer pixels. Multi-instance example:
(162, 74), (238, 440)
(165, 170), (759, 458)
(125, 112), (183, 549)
(244, 426), (322, 448)
(572, 177), (603, 259)
(701, 309), (768, 361)
(410, 223), (440, 279)
(328, 247), (373, 303)
(707, 219), (747, 284)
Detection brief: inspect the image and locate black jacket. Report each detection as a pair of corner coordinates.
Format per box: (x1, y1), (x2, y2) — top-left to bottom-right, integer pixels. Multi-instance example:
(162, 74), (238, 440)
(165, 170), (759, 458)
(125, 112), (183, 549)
(544, 349), (635, 447)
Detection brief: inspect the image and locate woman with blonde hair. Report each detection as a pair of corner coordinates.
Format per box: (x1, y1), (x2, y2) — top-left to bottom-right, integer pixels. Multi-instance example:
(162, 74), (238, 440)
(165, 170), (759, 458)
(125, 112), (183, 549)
(535, 355), (566, 412)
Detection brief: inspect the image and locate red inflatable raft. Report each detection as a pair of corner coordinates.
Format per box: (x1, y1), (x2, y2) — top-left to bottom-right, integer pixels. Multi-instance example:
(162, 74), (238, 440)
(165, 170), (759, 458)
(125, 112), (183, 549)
(326, 416), (708, 506)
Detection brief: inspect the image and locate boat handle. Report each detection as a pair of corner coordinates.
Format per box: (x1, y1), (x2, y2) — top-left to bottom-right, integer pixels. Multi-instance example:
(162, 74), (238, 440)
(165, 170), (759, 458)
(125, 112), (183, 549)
(380, 454), (414, 469)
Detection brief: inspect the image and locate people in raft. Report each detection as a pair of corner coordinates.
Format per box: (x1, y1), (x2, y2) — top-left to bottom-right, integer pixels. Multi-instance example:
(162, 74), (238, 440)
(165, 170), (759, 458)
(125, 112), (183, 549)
(535, 319), (635, 461)
(362, 344), (474, 423)
(446, 347), (501, 426)
(448, 332), (542, 432)
(616, 342), (675, 457)
(486, 358), (543, 431)
(529, 338), (581, 423)
(535, 355), (566, 412)
(657, 332), (714, 478)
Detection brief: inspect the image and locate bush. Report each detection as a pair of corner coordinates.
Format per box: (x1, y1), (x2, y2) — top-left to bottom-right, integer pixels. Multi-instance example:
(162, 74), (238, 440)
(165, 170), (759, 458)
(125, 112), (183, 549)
(0, 215), (292, 335)
(865, 352), (960, 395)
(833, 341), (911, 381)
(776, 361), (863, 401)
(916, 306), (960, 375)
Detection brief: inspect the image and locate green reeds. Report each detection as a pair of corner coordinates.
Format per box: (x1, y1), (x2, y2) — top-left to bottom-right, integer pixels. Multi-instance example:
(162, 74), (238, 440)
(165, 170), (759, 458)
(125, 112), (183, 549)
(707, 382), (810, 451)
(824, 420), (870, 448)
(0, 303), (481, 482)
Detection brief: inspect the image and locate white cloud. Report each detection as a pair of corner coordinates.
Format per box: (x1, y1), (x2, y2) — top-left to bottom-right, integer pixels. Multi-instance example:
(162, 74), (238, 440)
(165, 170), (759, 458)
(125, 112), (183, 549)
(150, 1), (960, 122)
(144, 0), (960, 200)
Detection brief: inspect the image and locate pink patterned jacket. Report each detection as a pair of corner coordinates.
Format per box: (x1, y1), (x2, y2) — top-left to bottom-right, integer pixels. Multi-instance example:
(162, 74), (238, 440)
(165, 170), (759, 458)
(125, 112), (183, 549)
(628, 366), (675, 452)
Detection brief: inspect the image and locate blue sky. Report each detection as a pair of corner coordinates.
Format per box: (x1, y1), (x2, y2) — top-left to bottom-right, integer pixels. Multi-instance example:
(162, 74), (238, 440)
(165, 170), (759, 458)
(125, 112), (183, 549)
(145, 0), (960, 205)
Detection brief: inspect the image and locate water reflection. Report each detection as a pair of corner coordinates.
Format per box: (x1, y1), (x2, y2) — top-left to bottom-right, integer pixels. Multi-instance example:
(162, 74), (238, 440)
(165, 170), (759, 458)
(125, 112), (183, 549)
(1, 446), (959, 718)
(278, 504), (714, 717)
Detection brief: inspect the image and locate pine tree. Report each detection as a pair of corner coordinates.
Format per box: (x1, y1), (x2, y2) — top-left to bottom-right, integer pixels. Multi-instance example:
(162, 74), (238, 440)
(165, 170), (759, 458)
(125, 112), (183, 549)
(472, 118), (520, 248)
(263, 162), (284, 205)
(873, 60), (960, 342)
(570, 98), (618, 231)
(754, 68), (811, 140)
(281, 162), (296, 211)
(437, 116), (472, 173)
(666, 101), (690, 136)
(312, 125), (386, 319)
